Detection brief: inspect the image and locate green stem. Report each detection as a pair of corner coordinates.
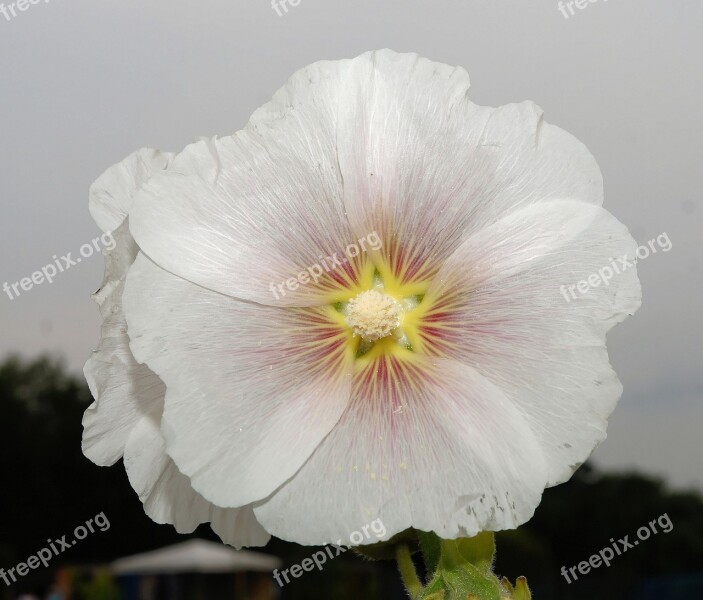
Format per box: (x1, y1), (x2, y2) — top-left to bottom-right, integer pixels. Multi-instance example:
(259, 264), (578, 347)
(395, 543), (424, 599)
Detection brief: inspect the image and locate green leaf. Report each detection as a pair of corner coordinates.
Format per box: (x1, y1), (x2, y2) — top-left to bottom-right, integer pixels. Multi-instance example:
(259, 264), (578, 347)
(416, 533), (502, 600)
(445, 532), (496, 573)
(511, 577), (532, 600)
(435, 561), (502, 600)
(417, 530), (442, 577)
(393, 531), (531, 600)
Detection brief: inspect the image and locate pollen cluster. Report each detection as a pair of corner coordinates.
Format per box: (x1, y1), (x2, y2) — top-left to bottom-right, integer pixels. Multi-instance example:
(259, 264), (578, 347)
(345, 290), (401, 342)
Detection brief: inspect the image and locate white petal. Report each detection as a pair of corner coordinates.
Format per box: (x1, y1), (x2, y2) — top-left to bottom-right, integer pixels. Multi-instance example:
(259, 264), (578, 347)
(210, 505), (270, 549)
(254, 356), (546, 544)
(124, 408), (203, 532)
(84, 146), (176, 465)
(82, 349), (164, 467)
(336, 50), (602, 285)
(90, 148), (174, 233)
(82, 221), (165, 466)
(124, 411), (270, 548)
(87, 148), (271, 547)
(128, 60), (366, 306)
(122, 254), (354, 508)
(420, 200), (641, 486)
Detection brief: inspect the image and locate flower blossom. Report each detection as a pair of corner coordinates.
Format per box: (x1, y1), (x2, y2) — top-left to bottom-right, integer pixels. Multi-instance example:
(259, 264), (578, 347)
(83, 49), (641, 547)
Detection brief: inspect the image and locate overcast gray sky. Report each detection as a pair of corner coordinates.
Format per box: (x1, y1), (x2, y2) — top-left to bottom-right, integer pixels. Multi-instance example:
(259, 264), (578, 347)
(1, 0), (701, 494)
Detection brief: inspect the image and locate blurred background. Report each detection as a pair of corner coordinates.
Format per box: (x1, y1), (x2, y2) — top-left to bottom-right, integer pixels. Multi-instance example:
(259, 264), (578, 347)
(0, 1), (701, 599)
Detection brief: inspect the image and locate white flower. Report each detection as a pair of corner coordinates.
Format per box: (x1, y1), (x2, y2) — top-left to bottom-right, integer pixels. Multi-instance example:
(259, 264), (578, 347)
(83, 50), (641, 547)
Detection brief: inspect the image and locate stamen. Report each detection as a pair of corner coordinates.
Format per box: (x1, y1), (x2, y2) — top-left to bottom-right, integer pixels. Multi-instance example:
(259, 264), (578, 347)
(345, 290), (402, 342)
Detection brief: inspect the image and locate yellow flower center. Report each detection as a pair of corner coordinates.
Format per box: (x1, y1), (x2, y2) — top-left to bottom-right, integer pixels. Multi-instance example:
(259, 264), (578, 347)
(345, 290), (402, 342)
(320, 259), (432, 363)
